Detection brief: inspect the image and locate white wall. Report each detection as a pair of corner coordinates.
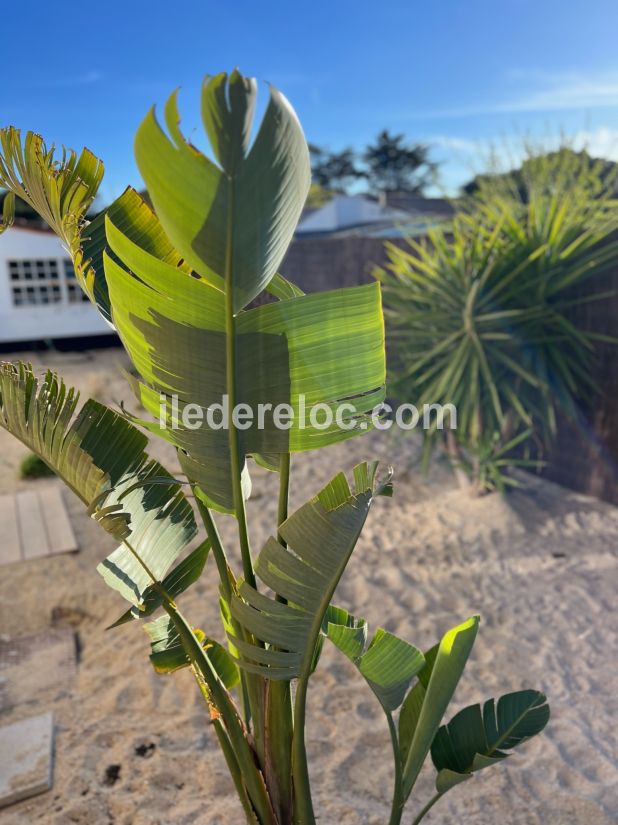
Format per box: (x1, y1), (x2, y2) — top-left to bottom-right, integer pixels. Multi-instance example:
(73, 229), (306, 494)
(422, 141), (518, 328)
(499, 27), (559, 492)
(0, 227), (114, 343)
(296, 195), (410, 235)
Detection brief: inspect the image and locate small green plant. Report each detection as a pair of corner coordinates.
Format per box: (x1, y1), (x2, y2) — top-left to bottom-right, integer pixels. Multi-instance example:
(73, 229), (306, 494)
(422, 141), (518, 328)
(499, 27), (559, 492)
(19, 451), (56, 479)
(377, 148), (618, 494)
(0, 71), (548, 824)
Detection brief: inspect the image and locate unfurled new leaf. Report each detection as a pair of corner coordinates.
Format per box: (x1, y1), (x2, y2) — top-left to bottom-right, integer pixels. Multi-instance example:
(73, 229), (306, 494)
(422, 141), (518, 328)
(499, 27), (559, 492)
(324, 606), (424, 712)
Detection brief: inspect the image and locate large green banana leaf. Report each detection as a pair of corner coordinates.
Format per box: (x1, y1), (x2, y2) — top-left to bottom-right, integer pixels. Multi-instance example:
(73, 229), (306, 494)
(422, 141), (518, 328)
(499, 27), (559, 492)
(399, 616), (479, 798)
(430, 689), (550, 793)
(0, 363), (197, 607)
(228, 462), (392, 680)
(135, 70), (310, 311)
(105, 214), (385, 511)
(97, 73), (385, 513)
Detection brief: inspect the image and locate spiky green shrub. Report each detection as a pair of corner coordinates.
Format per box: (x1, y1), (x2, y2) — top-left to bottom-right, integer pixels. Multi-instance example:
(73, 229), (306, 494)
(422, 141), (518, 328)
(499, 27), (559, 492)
(376, 149), (618, 493)
(0, 71), (548, 824)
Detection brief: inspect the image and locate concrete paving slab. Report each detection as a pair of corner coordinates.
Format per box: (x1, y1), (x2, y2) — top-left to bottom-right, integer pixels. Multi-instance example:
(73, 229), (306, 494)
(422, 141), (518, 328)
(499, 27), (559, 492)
(0, 712), (54, 808)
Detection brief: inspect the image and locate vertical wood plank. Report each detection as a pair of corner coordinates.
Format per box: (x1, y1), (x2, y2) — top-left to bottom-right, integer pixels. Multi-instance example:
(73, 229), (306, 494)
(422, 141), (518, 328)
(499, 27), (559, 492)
(37, 488), (77, 556)
(16, 491), (49, 560)
(0, 495), (21, 564)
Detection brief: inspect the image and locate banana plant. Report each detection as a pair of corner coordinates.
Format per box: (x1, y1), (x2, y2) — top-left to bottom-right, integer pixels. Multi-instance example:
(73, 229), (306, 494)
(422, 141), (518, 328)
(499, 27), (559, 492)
(0, 70), (549, 824)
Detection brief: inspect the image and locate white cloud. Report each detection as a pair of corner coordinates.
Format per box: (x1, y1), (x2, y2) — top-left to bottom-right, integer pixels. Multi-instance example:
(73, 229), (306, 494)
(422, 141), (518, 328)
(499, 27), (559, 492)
(429, 136), (481, 153)
(574, 126), (618, 159)
(408, 70), (618, 120)
(430, 127), (618, 161)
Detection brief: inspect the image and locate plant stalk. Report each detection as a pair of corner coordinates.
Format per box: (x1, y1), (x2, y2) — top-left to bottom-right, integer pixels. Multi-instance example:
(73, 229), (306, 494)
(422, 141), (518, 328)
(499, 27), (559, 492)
(223, 175), (256, 590)
(196, 497), (257, 728)
(264, 452), (294, 822)
(121, 539), (273, 823)
(163, 600), (276, 825)
(213, 719), (260, 825)
(221, 177), (271, 775)
(195, 497), (233, 602)
(386, 713), (404, 825)
(409, 792), (443, 825)
(291, 676), (315, 825)
(277, 452), (291, 541)
(193, 668), (259, 825)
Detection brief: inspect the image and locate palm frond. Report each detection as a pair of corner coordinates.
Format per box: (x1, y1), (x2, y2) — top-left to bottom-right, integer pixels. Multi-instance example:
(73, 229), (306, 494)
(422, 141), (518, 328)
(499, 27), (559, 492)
(0, 363), (197, 607)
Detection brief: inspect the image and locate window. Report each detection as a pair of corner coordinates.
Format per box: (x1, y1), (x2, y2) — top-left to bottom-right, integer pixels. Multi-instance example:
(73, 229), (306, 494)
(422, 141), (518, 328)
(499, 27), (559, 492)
(8, 259), (62, 306)
(64, 260), (90, 303)
(7, 258), (88, 307)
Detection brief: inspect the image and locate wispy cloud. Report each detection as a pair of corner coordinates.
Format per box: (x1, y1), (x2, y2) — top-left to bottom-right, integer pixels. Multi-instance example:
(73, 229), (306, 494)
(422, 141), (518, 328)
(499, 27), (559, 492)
(407, 70), (618, 120)
(429, 127), (618, 161)
(35, 71), (103, 89)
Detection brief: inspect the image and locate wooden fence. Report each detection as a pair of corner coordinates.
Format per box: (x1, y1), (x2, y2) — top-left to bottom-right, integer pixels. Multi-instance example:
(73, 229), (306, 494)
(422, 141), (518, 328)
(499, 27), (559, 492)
(280, 233), (618, 505)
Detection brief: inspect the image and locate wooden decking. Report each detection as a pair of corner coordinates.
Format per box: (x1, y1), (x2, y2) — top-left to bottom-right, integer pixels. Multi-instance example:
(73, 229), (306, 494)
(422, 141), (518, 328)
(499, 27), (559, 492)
(0, 488), (77, 566)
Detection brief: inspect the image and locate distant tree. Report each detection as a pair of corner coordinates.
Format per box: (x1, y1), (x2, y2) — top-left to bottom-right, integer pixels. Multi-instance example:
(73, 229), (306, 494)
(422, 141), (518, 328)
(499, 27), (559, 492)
(363, 130), (438, 194)
(305, 183), (333, 209)
(462, 148), (618, 200)
(308, 144), (365, 193)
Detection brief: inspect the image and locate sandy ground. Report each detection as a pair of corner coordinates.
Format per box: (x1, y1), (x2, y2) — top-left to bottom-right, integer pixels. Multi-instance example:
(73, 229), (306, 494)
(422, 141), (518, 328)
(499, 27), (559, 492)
(0, 347), (616, 825)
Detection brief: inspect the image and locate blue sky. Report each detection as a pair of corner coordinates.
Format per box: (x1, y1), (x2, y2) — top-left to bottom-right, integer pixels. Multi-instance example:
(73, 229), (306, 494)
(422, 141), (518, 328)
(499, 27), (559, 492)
(3, 0), (618, 199)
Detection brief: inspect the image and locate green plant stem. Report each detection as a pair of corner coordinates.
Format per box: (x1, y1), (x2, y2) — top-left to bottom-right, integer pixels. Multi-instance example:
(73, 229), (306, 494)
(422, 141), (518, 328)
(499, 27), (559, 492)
(386, 713), (404, 825)
(277, 452), (291, 542)
(224, 178), (256, 590)
(213, 718), (260, 825)
(291, 676), (315, 825)
(195, 497), (233, 601)
(163, 600), (275, 825)
(121, 539), (273, 823)
(195, 497), (255, 729)
(263, 452), (294, 822)
(265, 679), (293, 823)
(221, 182), (268, 770)
(192, 668), (258, 825)
(409, 793), (443, 825)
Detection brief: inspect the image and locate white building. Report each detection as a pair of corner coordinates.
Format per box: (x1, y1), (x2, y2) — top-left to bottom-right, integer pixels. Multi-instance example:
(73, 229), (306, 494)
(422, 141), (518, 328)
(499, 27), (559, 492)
(295, 195), (412, 236)
(0, 225), (114, 343)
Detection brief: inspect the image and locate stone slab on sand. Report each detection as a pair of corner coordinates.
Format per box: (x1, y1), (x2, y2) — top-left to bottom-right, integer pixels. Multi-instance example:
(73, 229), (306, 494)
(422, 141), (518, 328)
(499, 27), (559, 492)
(0, 627), (77, 714)
(0, 712), (54, 808)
